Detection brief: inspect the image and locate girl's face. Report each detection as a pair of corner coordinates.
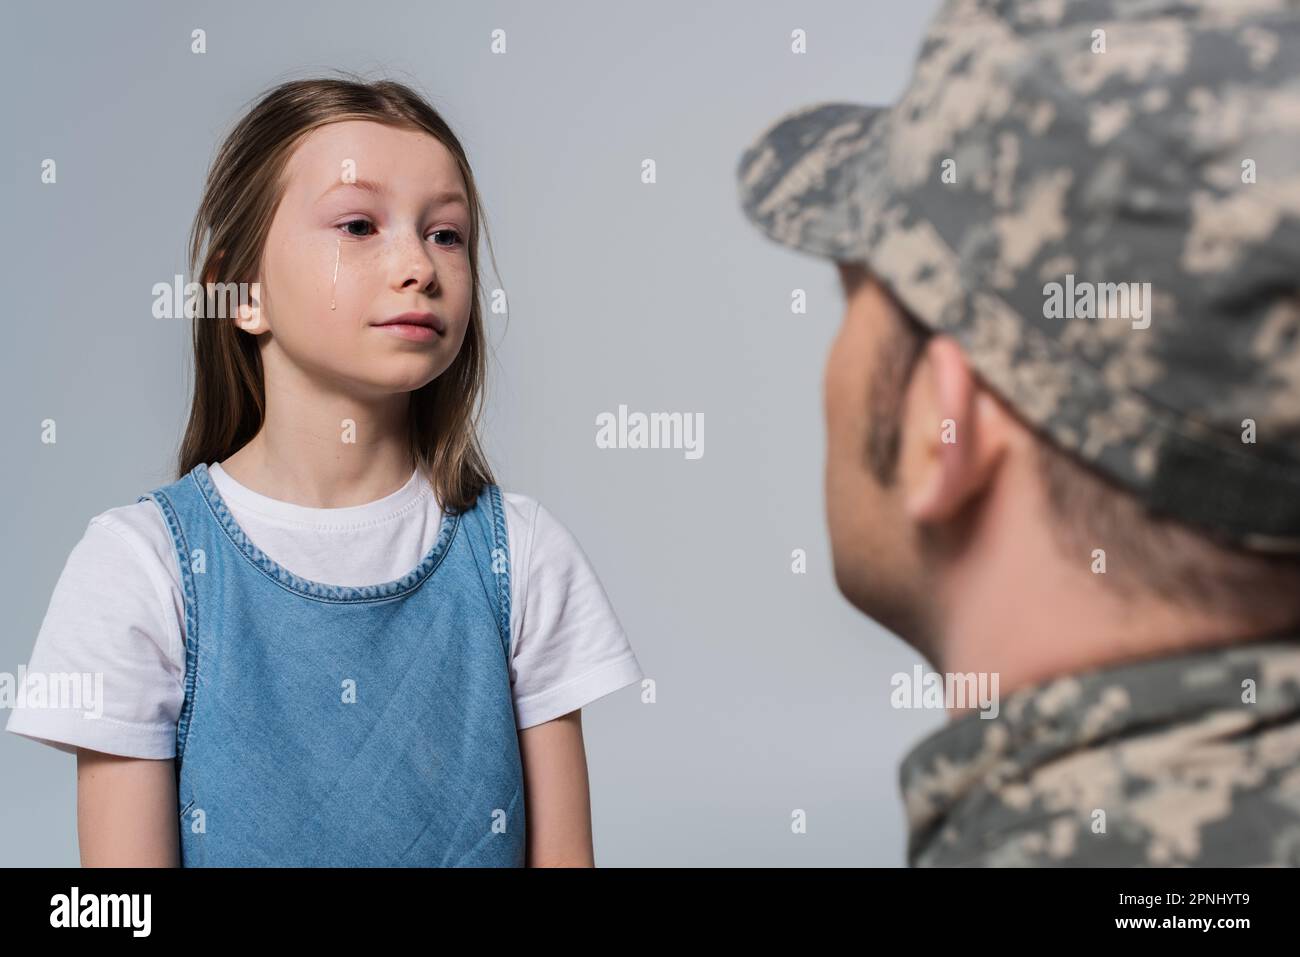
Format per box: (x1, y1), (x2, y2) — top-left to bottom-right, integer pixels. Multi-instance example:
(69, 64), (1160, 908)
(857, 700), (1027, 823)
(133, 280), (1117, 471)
(247, 120), (474, 398)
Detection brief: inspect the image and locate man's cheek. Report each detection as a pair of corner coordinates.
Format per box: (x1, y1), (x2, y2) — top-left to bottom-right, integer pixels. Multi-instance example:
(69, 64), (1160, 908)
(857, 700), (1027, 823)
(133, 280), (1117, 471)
(826, 366), (866, 454)
(823, 337), (852, 428)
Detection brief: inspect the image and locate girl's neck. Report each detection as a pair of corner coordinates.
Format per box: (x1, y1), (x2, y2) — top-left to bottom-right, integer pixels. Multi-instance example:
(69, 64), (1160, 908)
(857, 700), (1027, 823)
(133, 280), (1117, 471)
(219, 387), (417, 509)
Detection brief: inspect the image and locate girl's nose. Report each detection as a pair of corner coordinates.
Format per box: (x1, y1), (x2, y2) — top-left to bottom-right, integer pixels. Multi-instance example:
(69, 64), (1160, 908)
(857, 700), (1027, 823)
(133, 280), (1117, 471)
(395, 232), (439, 295)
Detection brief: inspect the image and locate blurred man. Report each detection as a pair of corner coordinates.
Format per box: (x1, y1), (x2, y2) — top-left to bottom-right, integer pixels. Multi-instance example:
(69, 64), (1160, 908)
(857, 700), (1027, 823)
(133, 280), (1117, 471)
(738, 0), (1300, 865)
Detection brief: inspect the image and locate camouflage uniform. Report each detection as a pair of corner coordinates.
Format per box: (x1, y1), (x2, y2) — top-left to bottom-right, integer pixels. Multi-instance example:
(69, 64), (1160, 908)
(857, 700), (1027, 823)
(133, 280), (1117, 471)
(735, 0), (1300, 864)
(901, 638), (1300, 866)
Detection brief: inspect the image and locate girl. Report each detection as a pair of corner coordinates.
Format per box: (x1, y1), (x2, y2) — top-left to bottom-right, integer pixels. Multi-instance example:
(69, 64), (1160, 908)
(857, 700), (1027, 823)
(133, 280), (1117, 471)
(5, 76), (644, 867)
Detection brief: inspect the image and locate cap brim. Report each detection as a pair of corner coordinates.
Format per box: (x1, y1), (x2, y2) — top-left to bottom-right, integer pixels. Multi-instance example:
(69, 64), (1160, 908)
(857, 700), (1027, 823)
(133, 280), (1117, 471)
(736, 101), (889, 262)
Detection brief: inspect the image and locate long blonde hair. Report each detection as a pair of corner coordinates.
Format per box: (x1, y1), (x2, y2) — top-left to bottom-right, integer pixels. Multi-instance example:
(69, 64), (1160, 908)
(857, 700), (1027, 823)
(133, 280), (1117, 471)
(179, 74), (499, 512)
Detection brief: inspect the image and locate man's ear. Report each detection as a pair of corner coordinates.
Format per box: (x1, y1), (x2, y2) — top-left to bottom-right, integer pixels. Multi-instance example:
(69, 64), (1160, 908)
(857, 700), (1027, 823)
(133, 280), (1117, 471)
(902, 336), (1010, 523)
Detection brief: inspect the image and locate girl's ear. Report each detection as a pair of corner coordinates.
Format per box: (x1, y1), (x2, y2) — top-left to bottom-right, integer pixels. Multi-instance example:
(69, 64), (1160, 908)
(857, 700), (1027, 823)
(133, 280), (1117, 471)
(235, 302), (261, 333)
(234, 283), (267, 335)
(204, 248), (267, 335)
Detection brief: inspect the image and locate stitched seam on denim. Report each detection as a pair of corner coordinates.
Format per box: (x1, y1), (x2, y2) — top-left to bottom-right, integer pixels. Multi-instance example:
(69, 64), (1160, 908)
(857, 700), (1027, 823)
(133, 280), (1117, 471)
(190, 463), (459, 604)
(195, 463), (455, 602)
(138, 489), (200, 767)
(488, 484), (512, 659)
(514, 498), (540, 662)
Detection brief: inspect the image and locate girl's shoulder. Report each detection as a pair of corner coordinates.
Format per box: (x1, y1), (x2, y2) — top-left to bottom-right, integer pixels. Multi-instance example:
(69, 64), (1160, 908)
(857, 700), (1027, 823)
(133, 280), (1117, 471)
(5, 500), (185, 758)
(491, 488), (608, 583)
(496, 488), (540, 535)
(81, 500), (183, 584)
(60, 502), (186, 642)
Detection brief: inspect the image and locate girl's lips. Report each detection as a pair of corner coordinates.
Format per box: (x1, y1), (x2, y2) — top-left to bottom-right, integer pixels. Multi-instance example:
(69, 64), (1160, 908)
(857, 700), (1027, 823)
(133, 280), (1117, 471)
(373, 321), (440, 342)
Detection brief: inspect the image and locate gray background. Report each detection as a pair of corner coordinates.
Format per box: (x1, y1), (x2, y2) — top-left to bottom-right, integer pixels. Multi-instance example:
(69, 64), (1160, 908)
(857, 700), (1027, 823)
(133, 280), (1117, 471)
(0, 0), (943, 866)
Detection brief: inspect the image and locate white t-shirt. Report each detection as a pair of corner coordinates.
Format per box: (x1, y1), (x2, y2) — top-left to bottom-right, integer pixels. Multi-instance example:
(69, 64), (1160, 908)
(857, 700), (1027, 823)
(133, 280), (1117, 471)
(5, 463), (644, 759)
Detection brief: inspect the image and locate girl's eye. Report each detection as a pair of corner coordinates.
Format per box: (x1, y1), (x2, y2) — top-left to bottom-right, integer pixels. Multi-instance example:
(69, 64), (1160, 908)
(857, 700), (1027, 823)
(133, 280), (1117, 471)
(336, 221), (461, 247)
(338, 218), (375, 238)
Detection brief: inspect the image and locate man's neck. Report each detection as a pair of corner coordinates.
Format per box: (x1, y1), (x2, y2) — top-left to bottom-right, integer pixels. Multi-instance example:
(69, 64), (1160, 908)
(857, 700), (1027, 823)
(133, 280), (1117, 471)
(931, 499), (1279, 707)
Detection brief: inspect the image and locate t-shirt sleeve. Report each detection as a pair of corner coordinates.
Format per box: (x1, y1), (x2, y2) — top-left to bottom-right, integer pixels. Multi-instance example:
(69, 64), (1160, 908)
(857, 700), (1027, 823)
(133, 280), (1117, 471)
(4, 514), (184, 759)
(507, 497), (644, 730)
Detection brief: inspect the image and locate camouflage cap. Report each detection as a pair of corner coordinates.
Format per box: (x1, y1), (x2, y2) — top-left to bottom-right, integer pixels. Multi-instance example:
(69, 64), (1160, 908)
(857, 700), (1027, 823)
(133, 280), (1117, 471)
(737, 0), (1300, 553)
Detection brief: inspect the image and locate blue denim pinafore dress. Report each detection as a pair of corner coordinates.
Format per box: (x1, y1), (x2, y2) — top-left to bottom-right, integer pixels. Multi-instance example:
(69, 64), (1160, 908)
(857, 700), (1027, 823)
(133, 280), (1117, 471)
(139, 463), (525, 866)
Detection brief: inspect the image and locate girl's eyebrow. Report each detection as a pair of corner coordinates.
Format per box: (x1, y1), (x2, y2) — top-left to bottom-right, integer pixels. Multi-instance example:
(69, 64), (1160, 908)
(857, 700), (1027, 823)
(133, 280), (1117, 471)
(316, 178), (468, 209)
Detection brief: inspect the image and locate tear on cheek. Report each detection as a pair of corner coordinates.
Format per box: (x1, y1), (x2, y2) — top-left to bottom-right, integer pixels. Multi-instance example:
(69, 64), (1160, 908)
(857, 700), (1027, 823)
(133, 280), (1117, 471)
(330, 237), (341, 311)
